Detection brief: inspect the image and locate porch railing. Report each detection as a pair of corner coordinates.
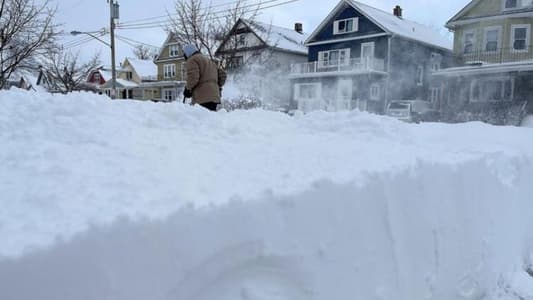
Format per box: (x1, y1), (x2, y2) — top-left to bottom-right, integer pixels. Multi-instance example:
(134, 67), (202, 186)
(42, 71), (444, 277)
(290, 58), (386, 75)
(457, 46), (533, 65)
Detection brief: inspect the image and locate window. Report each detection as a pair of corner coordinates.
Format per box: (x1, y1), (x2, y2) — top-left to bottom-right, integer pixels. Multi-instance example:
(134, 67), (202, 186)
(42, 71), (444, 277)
(163, 89), (176, 101)
(470, 78), (513, 102)
(503, 0), (533, 10)
(416, 65), (424, 86)
(318, 49), (350, 67)
(93, 73), (101, 81)
(238, 34), (246, 46)
(511, 24), (530, 51)
(169, 45), (180, 57)
(430, 53), (442, 71)
(463, 30), (476, 54)
(296, 83), (320, 99)
(504, 0), (518, 9)
(430, 87), (441, 103)
(126, 72), (133, 80)
(228, 56), (244, 69)
(164, 64), (176, 78)
(484, 27), (501, 52)
(333, 18), (359, 35)
(370, 84), (380, 100)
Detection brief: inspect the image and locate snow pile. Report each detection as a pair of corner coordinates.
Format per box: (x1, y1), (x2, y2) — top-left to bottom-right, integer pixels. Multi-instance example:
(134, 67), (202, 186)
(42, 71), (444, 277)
(1, 90), (533, 300)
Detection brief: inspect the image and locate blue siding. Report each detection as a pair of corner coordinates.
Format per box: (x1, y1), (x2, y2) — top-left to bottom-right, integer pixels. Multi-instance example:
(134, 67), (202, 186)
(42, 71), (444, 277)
(389, 37), (453, 100)
(308, 3), (385, 44)
(308, 36), (389, 62)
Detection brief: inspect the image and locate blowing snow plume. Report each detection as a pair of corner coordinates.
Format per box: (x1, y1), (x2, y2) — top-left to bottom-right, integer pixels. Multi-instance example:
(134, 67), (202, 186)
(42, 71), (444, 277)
(1, 90), (533, 300)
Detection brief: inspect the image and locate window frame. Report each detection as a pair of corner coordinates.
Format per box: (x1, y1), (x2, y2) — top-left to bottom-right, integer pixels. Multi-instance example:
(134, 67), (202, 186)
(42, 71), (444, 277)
(463, 30), (476, 54)
(163, 64), (176, 79)
(430, 87), (441, 103)
(169, 44), (180, 57)
(416, 65), (424, 86)
(318, 48), (351, 67)
(483, 26), (502, 53)
(370, 83), (380, 101)
(470, 77), (514, 102)
(295, 82), (321, 100)
(333, 17), (359, 35)
(162, 89), (176, 101)
(511, 24), (531, 52)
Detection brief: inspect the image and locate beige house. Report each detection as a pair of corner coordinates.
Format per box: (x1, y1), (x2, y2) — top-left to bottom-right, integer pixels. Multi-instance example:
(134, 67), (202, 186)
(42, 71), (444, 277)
(102, 58), (160, 100)
(448, 0), (533, 63)
(432, 0), (533, 125)
(150, 32), (186, 102)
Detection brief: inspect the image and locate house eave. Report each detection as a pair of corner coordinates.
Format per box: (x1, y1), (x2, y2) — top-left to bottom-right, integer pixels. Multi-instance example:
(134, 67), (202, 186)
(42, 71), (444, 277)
(446, 10), (533, 29)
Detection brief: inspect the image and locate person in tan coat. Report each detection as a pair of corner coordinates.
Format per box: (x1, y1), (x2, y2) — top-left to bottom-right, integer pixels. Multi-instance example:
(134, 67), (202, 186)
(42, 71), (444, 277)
(182, 44), (227, 111)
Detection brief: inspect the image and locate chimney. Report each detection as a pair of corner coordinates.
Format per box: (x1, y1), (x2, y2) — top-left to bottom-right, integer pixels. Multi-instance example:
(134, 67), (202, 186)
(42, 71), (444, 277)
(393, 5), (403, 18)
(295, 23), (303, 34)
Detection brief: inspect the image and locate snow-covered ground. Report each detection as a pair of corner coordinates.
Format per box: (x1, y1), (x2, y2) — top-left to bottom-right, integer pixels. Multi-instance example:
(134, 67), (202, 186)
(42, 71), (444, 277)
(1, 90), (533, 300)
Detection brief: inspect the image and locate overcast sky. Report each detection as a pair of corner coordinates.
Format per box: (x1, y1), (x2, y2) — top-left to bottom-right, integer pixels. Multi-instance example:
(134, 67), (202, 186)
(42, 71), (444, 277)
(56, 0), (467, 64)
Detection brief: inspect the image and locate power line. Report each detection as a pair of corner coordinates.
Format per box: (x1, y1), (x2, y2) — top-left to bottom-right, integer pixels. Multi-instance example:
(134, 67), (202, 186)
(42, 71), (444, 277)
(117, 0), (284, 28)
(118, 0), (261, 26)
(63, 33), (108, 49)
(115, 35), (160, 49)
(116, 0), (299, 30)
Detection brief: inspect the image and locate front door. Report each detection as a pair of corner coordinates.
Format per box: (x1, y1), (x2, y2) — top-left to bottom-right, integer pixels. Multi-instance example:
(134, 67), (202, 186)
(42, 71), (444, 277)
(336, 79), (352, 111)
(361, 42), (375, 69)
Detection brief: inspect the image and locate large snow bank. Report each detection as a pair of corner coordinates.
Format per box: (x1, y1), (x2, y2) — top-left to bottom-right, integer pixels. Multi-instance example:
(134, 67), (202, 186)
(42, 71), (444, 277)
(1, 90), (533, 300)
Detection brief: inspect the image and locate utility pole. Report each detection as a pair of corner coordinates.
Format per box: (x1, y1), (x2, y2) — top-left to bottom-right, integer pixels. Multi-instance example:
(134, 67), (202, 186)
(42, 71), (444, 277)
(109, 0), (119, 99)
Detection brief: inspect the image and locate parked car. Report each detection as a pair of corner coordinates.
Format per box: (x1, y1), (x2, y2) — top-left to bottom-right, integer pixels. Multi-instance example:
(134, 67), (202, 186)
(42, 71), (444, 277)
(386, 100), (440, 123)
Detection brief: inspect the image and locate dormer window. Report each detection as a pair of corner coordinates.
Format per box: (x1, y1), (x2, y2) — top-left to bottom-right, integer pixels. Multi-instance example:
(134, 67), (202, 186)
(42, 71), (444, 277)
(333, 18), (358, 35)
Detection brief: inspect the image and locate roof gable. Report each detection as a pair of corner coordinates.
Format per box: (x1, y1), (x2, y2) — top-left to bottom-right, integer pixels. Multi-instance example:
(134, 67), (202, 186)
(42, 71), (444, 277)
(306, 0), (452, 50)
(216, 18), (308, 56)
(155, 32), (182, 62)
(447, 0), (481, 25)
(306, 2), (385, 44)
(124, 58), (157, 80)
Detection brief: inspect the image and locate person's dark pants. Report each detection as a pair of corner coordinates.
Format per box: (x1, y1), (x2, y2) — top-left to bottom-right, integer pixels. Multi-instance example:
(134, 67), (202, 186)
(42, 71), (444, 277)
(200, 102), (219, 111)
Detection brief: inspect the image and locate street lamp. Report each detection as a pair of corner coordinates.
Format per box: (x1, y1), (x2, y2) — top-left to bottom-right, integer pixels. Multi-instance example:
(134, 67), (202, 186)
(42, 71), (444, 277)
(70, 0), (119, 99)
(70, 31), (111, 47)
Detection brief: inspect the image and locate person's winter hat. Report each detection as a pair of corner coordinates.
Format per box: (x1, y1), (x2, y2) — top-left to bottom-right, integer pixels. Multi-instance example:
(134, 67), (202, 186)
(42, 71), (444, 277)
(183, 44), (199, 58)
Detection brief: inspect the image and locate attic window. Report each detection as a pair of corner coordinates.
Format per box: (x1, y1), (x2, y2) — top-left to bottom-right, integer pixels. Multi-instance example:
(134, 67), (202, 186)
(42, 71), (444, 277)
(169, 45), (180, 57)
(334, 18), (358, 35)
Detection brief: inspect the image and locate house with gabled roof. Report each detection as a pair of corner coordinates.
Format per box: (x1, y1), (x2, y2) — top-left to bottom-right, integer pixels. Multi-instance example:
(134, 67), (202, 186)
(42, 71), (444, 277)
(289, 0), (453, 113)
(215, 18), (309, 69)
(149, 32), (186, 102)
(431, 0), (533, 125)
(214, 18), (309, 109)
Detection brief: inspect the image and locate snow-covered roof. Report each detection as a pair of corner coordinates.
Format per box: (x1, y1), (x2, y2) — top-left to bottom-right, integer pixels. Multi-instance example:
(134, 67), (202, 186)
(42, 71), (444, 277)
(101, 78), (139, 89)
(242, 19), (309, 54)
(307, 0), (452, 51)
(126, 58), (158, 80)
(347, 0), (452, 50)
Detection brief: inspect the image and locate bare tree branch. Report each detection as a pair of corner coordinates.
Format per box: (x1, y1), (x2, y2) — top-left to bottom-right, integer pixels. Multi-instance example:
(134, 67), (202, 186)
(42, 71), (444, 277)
(0, 0), (59, 89)
(132, 44), (158, 60)
(41, 49), (101, 94)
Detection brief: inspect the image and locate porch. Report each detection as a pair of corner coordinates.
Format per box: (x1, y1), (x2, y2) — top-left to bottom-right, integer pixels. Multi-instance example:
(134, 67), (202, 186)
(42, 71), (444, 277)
(290, 58), (386, 78)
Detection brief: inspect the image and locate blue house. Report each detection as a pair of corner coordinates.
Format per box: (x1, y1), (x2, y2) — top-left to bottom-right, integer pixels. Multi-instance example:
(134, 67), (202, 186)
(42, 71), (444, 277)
(290, 0), (453, 114)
